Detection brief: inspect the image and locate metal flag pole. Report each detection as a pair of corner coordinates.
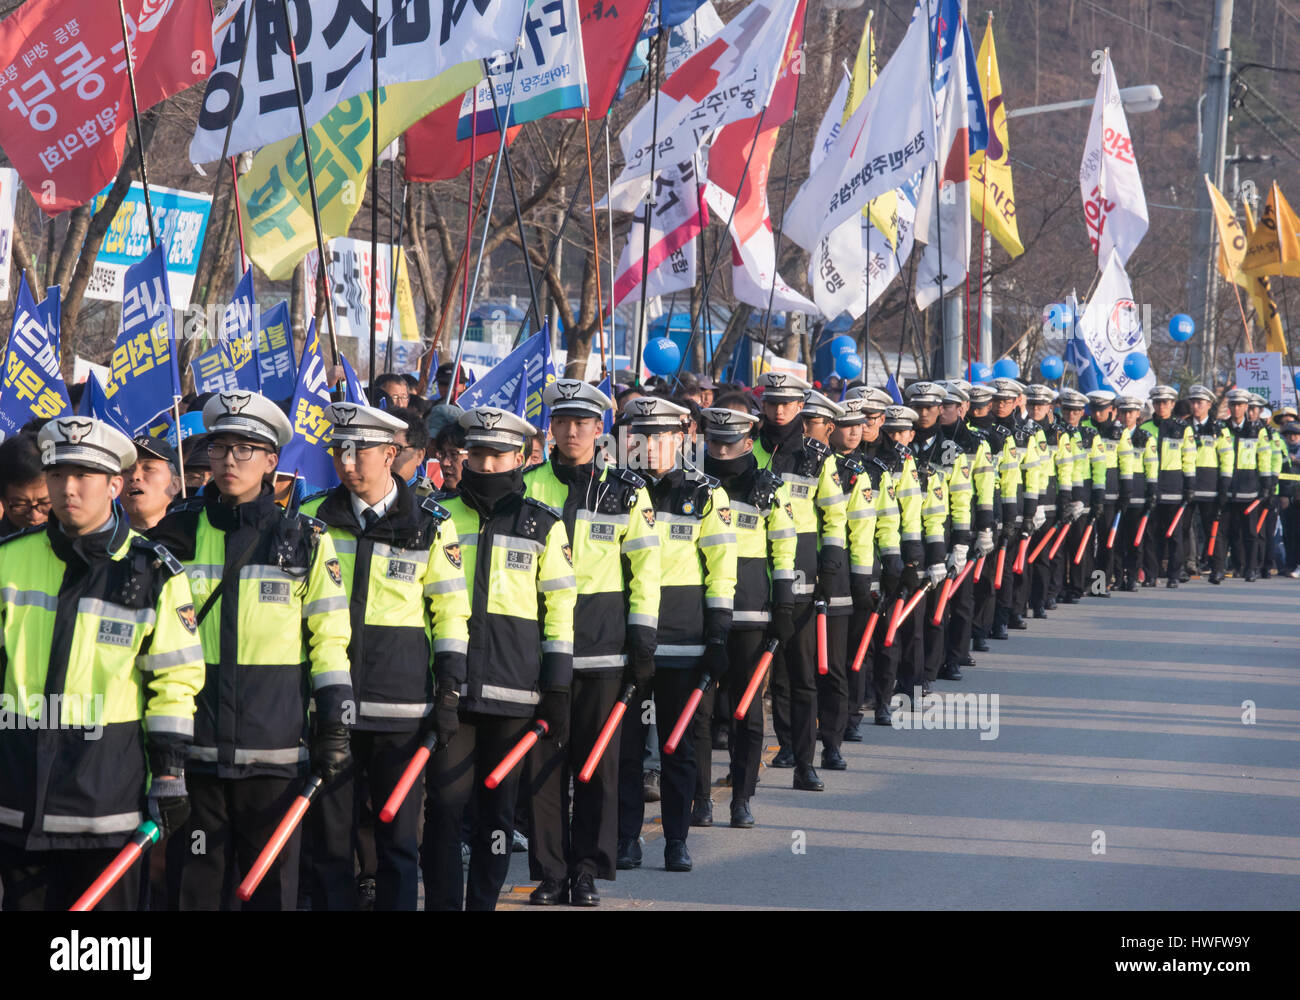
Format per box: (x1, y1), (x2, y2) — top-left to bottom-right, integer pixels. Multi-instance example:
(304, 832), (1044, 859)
(368, 1), (380, 385)
(384, 176), (408, 375)
(634, 27), (667, 384)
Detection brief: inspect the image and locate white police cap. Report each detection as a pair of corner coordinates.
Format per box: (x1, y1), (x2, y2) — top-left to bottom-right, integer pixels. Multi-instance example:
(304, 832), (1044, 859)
(882, 405), (920, 430)
(38, 417), (137, 475)
(458, 406), (536, 452)
(844, 385), (893, 411)
(701, 406), (759, 442)
(802, 390), (846, 421)
(543, 378), (612, 419)
(325, 402), (408, 445)
(203, 391), (293, 449)
(1086, 389), (1117, 407)
(626, 396), (691, 431)
(758, 370), (811, 402)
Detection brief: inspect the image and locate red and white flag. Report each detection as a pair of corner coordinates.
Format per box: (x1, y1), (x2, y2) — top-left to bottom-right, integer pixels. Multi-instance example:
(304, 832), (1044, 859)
(610, 157), (707, 310)
(0, 0), (211, 216)
(1079, 51), (1148, 266)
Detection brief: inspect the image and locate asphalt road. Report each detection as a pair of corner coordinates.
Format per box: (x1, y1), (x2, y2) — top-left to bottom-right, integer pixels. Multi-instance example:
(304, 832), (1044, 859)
(498, 575), (1300, 910)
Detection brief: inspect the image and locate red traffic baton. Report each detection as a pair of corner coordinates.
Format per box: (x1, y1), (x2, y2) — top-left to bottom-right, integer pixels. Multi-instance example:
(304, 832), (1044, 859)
(1255, 504), (1270, 535)
(972, 554), (986, 582)
(992, 543), (1007, 590)
(1073, 520), (1094, 565)
(1206, 519), (1220, 556)
(238, 775), (323, 901)
(70, 820), (160, 911)
(1164, 503), (1186, 539)
(850, 607), (883, 673)
(486, 721), (547, 790)
(1133, 513), (1149, 548)
(579, 686), (634, 781)
(734, 639), (779, 720)
(815, 600), (829, 675)
(1027, 525), (1057, 565)
(1012, 535), (1030, 575)
(379, 732), (437, 824)
(1244, 499), (1260, 516)
(1048, 522), (1071, 560)
(932, 559), (976, 626)
(884, 583), (931, 648)
(1105, 511), (1122, 549)
(664, 675), (711, 755)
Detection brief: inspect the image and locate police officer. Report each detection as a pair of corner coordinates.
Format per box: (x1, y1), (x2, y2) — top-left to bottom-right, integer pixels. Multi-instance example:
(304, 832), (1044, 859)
(877, 404), (927, 697)
(1056, 388), (1093, 602)
(1145, 385), (1195, 587)
(700, 402), (796, 826)
(1251, 394), (1282, 576)
(422, 406), (575, 911)
(1223, 388), (1269, 580)
(1023, 386), (1063, 616)
(1113, 396), (1156, 590)
(300, 403), (471, 910)
(986, 378), (1032, 634)
(1085, 390), (1123, 595)
(0, 417), (203, 910)
(1184, 384), (1234, 583)
(526, 379), (660, 906)
(965, 384), (1003, 647)
(617, 397), (735, 871)
(151, 391), (354, 911)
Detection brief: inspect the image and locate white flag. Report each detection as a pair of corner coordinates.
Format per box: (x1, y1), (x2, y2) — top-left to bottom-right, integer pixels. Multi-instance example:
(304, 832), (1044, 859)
(611, 159), (706, 309)
(1079, 52), (1149, 266)
(782, 9), (936, 252)
(867, 178), (919, 306)
(732, 224), (817, 316)
(810, 71), (851, 177)
(1075, 248), (1155, 396)
(808, 215), (865, 321)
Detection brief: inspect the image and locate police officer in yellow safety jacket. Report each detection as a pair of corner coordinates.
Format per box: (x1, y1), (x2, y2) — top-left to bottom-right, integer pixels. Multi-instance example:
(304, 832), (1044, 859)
(752, 372), (847, 793)
(525, 379), (660, 908)
(422, 407), (575, 912)
(615, 397), (735, 874)
(300, 403), (471, 911)
(1084, 389), (1123, 594)
(1248, 393), (1281, 576)
(1266, 406), (1298, 575)
(985, 378), (1033, 631)
(1184, 384), (1234, 583)
(150, 391), (353, 911)
(1223, 388), (1270, 580)
(1054, 388), (1092, 602)
(1143, 385), (1195, 587)
(1023, 385), (1069, 617)
(963, 384), (1003, 646)
(0, 417), (203, 911)
(1112, 396), (1156, 590)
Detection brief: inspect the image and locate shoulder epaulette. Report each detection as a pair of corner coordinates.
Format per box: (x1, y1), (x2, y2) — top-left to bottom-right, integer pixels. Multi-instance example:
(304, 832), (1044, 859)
(522, 496), (562, 520)
(0, 523), (44, 547)
(420, 496), (451, 522)
(131, 536), (183, 576)
(606, 466), (646, 490)
(170, 497), (205, 514)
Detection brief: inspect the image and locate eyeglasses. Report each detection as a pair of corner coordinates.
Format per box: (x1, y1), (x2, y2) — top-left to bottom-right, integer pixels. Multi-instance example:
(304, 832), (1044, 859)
(206, 442), (271, 462)
(4, 498), (51, 515)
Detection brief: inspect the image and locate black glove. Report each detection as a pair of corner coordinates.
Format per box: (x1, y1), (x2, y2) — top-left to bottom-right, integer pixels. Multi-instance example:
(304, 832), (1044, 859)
(880, 554), (904, 593)
(535, 689), (569, 746)
(1091, 488), (1105, 512)
(767, 604), (795, 645)
(432, 684), (460, 750)
(147, 774), (190, 837)
(702, 639), (729, 681)
(623, 643), (655, 690)
(901, 563), (923, 593)
(1143, 487), (1157, 513)
(1182, 479), (1196, 505)
(815, 547), (843, 600)
(850, 575), (875, 612)
(311, 722), (352, 782)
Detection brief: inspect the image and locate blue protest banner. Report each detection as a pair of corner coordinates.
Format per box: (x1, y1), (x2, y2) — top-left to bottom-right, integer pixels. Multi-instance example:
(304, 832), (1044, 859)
(102, 245), (181, 436)
(74, 372), (131, 434)
(280, 319), (339, 493)
(257, 302), (297, 402)
(38, 286), (60, 360)
(218, 269), (259, 391)
(341, 355), (369, 406)
(457, 324), (557, 432)
(0, 279), (70, 440)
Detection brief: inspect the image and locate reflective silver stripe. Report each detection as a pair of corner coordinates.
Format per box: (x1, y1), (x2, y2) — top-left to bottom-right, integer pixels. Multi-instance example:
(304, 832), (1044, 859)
(768, 528), (797, 539)
(820, 538), (845, 548)
(360, 701), (432, 718)
(458, 534), (478, 548)
(850, 563), (874, 573)
(1159, 492), (1183, 502)
(435, 638), (469, 654)
(492, 535), (544, 554)
(542, 640), (573, 655)
(729, 502), (759, 514)
(704, 596), (733, 609)
(784, 473), (817, 488)
(0, 805), (24, 828)
(817, 493), (849, 507)
(792, 581), (816, 595)
(573, 653), (626, 670)
(145, 714), (194, 736)
(79, 598), (156, 626)
(304, 596), (349, 616)
(480, 684), (540, 706)
(656, 512), (698, 524)
(733, 610), (769, 623)
(331, 537), (358, 555)
(188, 745), (218, 761)
(628, 613), (657, 629)
(657, 643), (705, 657)
(424, 578), (467, 595)
(44, 811), (140, 834)
(771, 570), (795, 580)
(540, 575), (576, 592)
(827, 595), (852, 608)
(240, 565), (300, 582)
(137, 644), (203, 672)
(699, 532), (736, 547)
(622, 535), (659, 551)
(373, 542), (428, 564)
(879, 546), (901, 555)
(900, 532), (922, 541)
(312, 670), (352, 690)
(576, 509), (628, 526)
(847, 509), (876, 520)
(0, 588), (57, 612)
(234, 747), (308, 766)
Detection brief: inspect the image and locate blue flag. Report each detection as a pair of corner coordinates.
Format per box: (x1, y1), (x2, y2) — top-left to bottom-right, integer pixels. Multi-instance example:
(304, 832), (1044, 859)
(280, 320), (339, 493)
(929, 0), (989, 155)
(219, 268), (259, 392)
(38, 286), (61, 361)
(642, 1), (708, 37)
(0, 279), (71, 439)
(885, 373), (904, 404)
(257, 302), (297, 403)
(74, 372), (131, 434)
(457, 324), (557, 432)
(597, 375), (614, 434)
(103, 245), (180, 436)
(727, 334), (753, 386)
(340, 355), (368, 406)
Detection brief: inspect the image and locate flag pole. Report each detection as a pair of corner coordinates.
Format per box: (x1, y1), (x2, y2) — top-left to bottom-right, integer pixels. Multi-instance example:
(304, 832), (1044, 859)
(922, 0), (947, 368)
(973, 12), (993, 376)
(584, 109), (609, 380)
(1272, 182), (1300, 382)
(635, 27), (668, 385)
(385, 178), (408, 375)
(460, 90), (478, 382)
(605, 112), (618, 375)
(368, 3), (380, 386)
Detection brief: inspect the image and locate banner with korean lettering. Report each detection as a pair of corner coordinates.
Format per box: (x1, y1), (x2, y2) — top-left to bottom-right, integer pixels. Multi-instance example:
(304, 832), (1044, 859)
(0, 0), (210, 215)
(1068, 248), (1154, 397)
(1079, 51), (1148, 267)
(73, 370), (130, 433)
(218, 268), (259, 392)
(1235, 353), (1284, 407)
(456, 325), (557, 432)
(102, 244), (180, 436)
(456, 0), (588, 137)
(257, 302), (297, 402)
(190, 0), (528, 163)
(0, 279), (70, 440)
(611, 158), (706, 308)
(85, 182), (212, 308)
(0, 167), (18, 301)
(280, 319), (340, 493)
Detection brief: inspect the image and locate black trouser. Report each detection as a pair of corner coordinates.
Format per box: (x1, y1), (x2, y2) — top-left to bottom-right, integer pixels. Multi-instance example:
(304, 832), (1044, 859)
(922, 585), (948, 683)
(1118, 506), (1145, 583)
(847, 607), (871, 725)
(0, 842), (140, 911)
(768, 600), (818, 768)
(894, 588), (926, 694)
(1046, 523), (1067, 600)
(309, 728), (422, 911)
(946, 566), (975, 663)
(618, 664), (699, 844)
(972, 554), (997, 635)
(816, 613), (850, 753)
(1263, 504), (1280, 571)
(527, 671), (621, 882)
(1065, 514), (1093, 595)
(1093, 503), (1118, 587)
(179, 774), (301, 911)
(1284, 499), (1300, 569)
(692, 679), (716, 803)
(993, 539), (1017, 624)
(726, 629), (767, 800)
(1029, 523), (1055, 610)
(1151, 505), (1184, 581)
(1226, 500), (1259, 576)
(422, 712), (530, 911)
(1195, 502), (1226, 576)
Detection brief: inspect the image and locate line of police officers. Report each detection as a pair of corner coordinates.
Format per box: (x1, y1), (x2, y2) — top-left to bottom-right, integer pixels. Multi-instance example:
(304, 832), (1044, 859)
(1, 371), (1294, 910)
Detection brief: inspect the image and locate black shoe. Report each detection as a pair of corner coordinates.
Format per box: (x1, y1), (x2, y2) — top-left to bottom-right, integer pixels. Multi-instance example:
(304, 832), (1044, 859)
(793, 765), (825, 791)
(1121, 580), (1137, 592)
(711, 726), (730, 751)
(1044, 598), (1058, 610)
(357, 875), (376, 912)
(1008, 615), (1028, 630)
(1092, 590), (1112, 598)
(530, 878), (568, 905)
(1178, 569), (1190, 583)
(1165, 578), (1178, 589)
(938, 663), (963, 681)
(664, 839), (693, 872)
(1032, 607), (1047, 619)
(843, 721), (863, 742)
(874, 710), (893, 726)
(642, 769), (661, 803)
(1209, 572), (1224, 585)
(730, 799), (755, 828)
(921, 682), (933, 696)
(989, 625), (1009, 640)
(1245, 570), (1258, 582)
(959, 654), (976, 667)
(1059, 594), (1079, 604)
(973, 637), (991, 651)
(690, 797), (714, 827)
(821, 747), (847, 771)
(769, 747), (795, 768)
(1260, 568), (1272, 579)
(1141, 578), (1157, 588)
(569, 874), (600, 907)
(616, 837), (642, 869)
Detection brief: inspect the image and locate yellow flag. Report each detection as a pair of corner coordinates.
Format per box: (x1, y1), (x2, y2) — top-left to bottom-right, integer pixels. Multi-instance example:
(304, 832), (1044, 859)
(968, 19), (1024, 258)
(1203, 175), (1248, 284)
(844, 12), (898, 249)
(393, 248), (419, 343)
(1242, 181), (1300, 280)
(239, 66), (480, 280)
(1243, 201), (1287, 354)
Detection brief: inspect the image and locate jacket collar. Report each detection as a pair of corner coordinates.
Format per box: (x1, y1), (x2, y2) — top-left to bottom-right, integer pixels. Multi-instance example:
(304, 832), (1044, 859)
(204, 482), (281, 533)
(47, 504), (131, 567)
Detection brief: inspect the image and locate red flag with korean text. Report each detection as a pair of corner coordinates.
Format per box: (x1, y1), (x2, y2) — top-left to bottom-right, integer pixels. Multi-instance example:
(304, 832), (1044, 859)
(404, 96), (523, 183)
(552, 0), (652, 121)
(0, 0), (211, 216)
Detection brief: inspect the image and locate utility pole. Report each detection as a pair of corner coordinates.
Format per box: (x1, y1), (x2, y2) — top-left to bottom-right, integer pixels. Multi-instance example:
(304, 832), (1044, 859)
(1188, 0), (1233, 380)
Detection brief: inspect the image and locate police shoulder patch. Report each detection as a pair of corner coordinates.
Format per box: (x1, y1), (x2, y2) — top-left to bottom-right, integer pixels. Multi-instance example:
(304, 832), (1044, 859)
(325, 558), (342, 587)
(784, 501), (795, 521)
(717, 507), (731, 526)
(176, 603), (198, 634)
(444, 543), (463, 569)
(561, 543), (573, 566)
(641, 507), (656, 528)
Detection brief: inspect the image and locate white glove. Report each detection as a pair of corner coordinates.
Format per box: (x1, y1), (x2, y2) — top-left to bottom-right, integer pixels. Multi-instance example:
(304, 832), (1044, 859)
(1067, 501), (1084, 522)
(974, 529), (994, 558)
(946, 543), (968, 575)
(925, 564), (947, 588)
(1032, 507), (1046, 530)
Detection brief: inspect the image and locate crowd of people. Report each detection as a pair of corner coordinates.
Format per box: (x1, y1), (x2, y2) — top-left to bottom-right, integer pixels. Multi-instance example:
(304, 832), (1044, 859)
(1, 360), (1297, 911)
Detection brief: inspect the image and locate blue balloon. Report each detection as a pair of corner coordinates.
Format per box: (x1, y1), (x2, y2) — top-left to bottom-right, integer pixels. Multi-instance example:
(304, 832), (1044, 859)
(1293, 372), (1300, 391)
(643, 337), (681, 377)
(1123, 352), (1150, 380)
(830, 334), (856, 358)
(968, 361), (994, 383)
(836, 351), (863, 379)
(1039, 355), (1065, 380)
(992, 358), (1020, 380)
(1168, 313), (1195, 342)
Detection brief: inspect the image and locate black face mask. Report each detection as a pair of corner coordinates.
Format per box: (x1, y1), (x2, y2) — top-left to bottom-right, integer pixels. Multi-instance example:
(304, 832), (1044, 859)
(458, 465), (523, 516)
(704, 451), (754, 483)
(760, 415), (804, 453)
